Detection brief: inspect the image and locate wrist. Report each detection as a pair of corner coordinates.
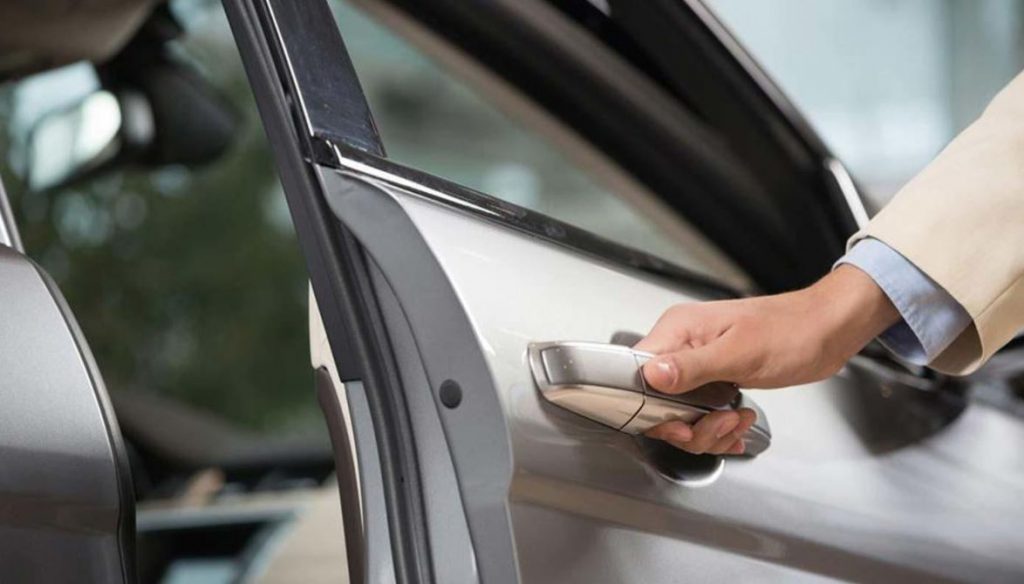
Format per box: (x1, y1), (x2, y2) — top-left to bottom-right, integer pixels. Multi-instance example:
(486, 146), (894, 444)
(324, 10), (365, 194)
(811, 265), (900, 356)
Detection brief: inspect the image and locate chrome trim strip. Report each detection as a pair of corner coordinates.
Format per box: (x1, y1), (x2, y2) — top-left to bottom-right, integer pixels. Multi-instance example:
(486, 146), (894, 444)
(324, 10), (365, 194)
(0, 179), (23, 251)
(827, 158), (870, 229)
(325, 141), (738, 299)
(327, 143), (501, 219)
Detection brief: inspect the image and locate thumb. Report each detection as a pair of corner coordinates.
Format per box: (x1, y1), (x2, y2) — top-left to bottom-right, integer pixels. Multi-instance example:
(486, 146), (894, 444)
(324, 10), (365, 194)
(642, 341), (737, 394)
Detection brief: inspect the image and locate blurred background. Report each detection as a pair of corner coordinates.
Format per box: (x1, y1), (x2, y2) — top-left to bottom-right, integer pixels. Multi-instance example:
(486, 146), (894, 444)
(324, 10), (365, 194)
(0, 0), (1022, 446)
(712, 0), (1024, 204)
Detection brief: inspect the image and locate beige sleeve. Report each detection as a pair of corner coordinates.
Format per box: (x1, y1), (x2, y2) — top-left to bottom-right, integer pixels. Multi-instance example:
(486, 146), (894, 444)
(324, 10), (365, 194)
(850, 71), (1024, 375)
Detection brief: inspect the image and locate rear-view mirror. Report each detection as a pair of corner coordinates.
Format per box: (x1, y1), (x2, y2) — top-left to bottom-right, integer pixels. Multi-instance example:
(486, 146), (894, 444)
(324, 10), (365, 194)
(27, 90), (124, 191)
(26, 58), (238, 192)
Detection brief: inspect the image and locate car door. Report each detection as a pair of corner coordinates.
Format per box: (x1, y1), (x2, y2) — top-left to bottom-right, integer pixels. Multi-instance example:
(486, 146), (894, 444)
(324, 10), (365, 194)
(224, 0), (1024, 582)
(0, 179), (135, 582)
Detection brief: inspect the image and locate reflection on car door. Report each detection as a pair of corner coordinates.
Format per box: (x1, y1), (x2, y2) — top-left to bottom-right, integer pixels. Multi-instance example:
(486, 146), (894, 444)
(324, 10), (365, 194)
(225, 0), (1024, 582)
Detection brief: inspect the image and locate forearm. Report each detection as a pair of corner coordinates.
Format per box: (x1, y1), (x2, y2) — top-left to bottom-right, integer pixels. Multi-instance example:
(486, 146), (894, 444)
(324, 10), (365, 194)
(849, 71), (1024, 374)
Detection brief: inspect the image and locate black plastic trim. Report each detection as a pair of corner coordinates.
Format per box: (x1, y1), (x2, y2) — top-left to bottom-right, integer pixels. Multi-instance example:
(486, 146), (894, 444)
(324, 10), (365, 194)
(262, 0), (384, 156)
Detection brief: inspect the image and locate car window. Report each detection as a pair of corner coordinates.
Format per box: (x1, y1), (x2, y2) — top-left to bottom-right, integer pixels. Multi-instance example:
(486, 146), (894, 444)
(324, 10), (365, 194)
(708, 0), (1024, 207)
(0, 3), (321, 462)
(329, 1), (752, 290)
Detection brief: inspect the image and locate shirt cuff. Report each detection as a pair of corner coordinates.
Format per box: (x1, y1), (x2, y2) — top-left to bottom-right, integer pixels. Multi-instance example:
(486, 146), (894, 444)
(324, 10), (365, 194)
(836, 238), (971, 365)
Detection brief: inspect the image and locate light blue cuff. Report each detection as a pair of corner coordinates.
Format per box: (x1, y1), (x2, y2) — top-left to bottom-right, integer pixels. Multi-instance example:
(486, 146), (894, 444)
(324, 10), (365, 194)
(836, 238), (971, 365)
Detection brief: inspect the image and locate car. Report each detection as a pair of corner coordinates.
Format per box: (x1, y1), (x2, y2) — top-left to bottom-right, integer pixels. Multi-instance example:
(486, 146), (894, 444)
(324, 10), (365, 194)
(2, 0), (1024, 582)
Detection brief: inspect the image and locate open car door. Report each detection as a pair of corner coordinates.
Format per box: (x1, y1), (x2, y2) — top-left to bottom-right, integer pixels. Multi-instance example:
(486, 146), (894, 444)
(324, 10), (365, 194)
(0, 180), (135, 581)
(225, 0), (1024, 582)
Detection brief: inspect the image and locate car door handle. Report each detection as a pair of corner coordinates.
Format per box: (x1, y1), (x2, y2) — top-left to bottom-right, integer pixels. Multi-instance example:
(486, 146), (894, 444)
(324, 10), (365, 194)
(528, 341), (771, 456)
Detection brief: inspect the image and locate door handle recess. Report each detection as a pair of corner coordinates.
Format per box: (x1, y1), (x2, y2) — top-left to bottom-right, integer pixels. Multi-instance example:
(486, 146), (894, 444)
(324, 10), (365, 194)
(528, 341), (771, 456)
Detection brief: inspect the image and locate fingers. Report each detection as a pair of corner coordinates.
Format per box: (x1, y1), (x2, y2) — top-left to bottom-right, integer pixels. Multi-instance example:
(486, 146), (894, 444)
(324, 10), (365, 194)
(706, 408), (757, 455)
(643, 358), (681, 391)
(634, 304), (699, 354)
(634, 329), (677, 354)
(642, 339), (741, 394)
(645, 408), (758, 456)
(645, 411), (737, 455)
(633, 314), (676, 354)
(636, 303), (745, 393)
(645, 420), (693, 449)
(688, 411), (740, 454)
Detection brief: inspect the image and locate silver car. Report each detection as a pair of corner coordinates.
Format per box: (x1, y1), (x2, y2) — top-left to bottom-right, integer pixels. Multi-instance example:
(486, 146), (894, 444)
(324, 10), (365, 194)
(1, 0), (1023, 582)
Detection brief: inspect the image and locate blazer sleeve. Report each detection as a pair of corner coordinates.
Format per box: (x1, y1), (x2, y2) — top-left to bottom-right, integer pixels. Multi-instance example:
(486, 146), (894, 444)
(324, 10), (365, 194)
(849, 71), (1024, 375)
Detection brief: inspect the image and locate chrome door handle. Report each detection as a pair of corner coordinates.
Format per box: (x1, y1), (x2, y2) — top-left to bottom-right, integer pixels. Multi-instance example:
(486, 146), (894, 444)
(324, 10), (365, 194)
(528, 341), (771, 456)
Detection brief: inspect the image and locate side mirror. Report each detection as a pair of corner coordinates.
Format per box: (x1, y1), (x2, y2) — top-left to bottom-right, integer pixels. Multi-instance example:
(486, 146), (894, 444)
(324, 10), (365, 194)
(26, 58), (238, 192)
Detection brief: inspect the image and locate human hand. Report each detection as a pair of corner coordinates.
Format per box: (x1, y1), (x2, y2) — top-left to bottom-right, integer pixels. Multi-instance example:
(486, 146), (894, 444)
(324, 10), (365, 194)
(637, 265), (899, 455)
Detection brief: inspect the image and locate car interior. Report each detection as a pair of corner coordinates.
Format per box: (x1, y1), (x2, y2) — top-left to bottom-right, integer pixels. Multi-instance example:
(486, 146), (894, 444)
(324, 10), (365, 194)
(0, 1), (340, 581)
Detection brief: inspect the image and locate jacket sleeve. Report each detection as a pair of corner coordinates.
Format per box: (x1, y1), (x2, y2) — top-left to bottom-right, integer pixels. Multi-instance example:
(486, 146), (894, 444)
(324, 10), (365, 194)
(849, 71), (1024, 375)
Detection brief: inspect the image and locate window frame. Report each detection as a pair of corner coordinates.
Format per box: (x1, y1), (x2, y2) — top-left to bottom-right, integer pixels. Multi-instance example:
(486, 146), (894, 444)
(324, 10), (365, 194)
(267, 0), (794, 294)
(260, 0), (872, 296)
(335, 0), (869, 293)
(269, 0), (750, 297)
(332, 0), (756, 292)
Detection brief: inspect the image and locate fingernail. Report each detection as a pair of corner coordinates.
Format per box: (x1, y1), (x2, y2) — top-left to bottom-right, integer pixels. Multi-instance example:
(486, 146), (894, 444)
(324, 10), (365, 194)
(715, 416), (739, 439)
(649, 359), (678, 389)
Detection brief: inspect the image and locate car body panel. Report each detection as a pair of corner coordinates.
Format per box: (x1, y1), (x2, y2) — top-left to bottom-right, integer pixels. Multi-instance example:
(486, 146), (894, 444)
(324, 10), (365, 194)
(379, 173), (1024, 582)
